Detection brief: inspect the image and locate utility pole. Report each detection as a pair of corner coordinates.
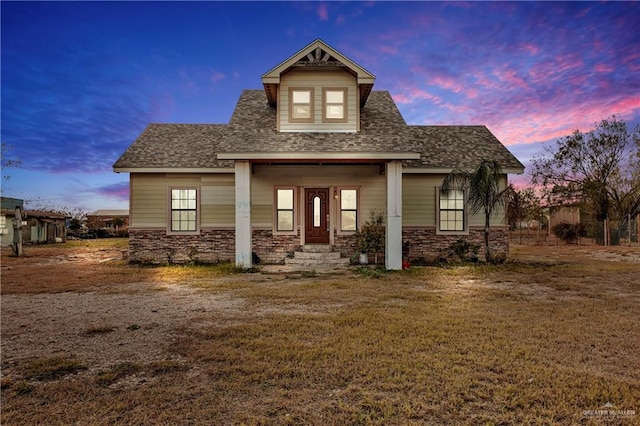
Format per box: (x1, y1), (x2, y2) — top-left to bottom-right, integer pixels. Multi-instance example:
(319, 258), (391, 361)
(12, 205), (24, 257)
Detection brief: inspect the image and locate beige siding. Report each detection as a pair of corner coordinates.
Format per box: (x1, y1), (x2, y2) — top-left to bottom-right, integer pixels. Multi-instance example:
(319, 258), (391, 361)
(279, 70), (358, 132)
(130, 171), (508, 232)
(402, 175), (441, 226)
(251, 165), (385, 229)
(402, 174), (508, 228)
(130, 173), (235, 228)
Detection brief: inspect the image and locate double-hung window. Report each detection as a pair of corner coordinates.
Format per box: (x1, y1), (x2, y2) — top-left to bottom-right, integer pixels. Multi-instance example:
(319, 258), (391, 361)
(323, 88), (347, 122)
(290, 88), (313, 122)
(170, 188), (197, 232)
(439, 189), (465, 232)
(339, 188), (358, 232)
(275, 188), (295, 233)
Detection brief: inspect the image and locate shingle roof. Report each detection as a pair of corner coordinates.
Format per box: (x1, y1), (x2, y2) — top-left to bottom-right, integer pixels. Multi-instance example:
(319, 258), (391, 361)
(113, 124), (233, 169)
(114, 90), (523, 172)
(407, 126), (525, 170)
(219, 90), (413, 153)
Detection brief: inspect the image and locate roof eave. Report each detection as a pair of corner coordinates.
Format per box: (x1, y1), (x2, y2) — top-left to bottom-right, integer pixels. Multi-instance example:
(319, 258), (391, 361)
(217, 152), (420, 161)
(113, 167), (235, 173)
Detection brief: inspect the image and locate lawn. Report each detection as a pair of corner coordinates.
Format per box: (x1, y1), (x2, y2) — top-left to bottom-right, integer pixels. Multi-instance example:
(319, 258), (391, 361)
(1, 241), (638, 424)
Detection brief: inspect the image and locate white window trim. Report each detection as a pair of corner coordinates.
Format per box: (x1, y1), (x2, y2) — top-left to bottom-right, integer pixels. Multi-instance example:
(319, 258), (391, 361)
(273, 186), (298, 236)
(289, 87), (314, 123)
(322, 87), (348, 123)
(336, 186), (360, 235)
(435, 187), (469, 236)
(167, 186), (201, 236)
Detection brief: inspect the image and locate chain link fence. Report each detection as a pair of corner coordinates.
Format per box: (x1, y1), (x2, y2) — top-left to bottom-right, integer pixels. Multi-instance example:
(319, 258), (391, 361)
(510, 216), (639, 246)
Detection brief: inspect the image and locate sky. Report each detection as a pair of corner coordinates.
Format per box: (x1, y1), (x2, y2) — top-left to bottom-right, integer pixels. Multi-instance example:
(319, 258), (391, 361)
(1, 1), (639, 213)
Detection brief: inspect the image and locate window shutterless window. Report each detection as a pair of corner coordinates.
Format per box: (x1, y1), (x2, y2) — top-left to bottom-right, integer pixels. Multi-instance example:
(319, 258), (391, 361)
(289, 88), (314, 122)
(276, 188), (295, 232)
(340, 189), (358, 231)
(323, 88), (347, 122)
(439, 189), (465, 231)
(171, 189), (197, 232)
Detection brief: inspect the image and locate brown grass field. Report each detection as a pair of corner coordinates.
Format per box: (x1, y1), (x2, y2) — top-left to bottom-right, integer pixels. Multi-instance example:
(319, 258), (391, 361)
(1, 239), (639, 425)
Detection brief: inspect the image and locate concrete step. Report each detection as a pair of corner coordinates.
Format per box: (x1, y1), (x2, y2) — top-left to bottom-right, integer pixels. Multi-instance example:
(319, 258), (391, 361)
(294, 251), (341, 260)
(285, 257), (350, 267)
(302, 245), (334, 253)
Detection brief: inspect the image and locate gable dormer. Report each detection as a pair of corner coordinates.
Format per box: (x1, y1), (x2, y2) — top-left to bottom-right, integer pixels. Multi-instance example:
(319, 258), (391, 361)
(261, 39), (375, 133)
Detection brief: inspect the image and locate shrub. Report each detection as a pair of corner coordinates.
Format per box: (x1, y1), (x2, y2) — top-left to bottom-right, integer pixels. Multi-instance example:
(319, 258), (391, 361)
(443, 239), (480, 263)
(552, 222), (585, 244)
(354, 209), (385, 263)
(490, 252), (508, 264)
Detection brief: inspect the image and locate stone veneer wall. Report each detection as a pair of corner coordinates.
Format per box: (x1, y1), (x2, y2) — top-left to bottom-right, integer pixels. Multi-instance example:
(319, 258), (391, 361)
(129, 229), (235, 264)
(252, 229), (301, 264)
(333, 233), (358, 258)
(129, 227), (509, 265)
(402, 227), (509, 263)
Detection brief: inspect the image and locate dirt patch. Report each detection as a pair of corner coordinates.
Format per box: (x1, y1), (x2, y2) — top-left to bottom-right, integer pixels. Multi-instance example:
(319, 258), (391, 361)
(1, 284), (245, 371)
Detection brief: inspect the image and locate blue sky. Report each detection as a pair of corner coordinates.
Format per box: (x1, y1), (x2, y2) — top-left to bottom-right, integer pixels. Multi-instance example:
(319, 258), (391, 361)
(2, 1), (639, 212)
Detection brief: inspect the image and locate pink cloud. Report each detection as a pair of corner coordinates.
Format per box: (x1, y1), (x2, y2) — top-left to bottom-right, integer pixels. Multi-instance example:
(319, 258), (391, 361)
(317, 3), (328, 20)
(575, 7), (591, 18)
(594, 63), (614, 73)
(430, 75), (463, 93)
(391, 83), (442, 105)
(521, 43), (540, 55)
(95, 182), (129, 201)
(483, 96), (640, 146)
(211, 71), (225, 83)
(529, 53), (584, 85)
(379, 45), (398, 55)
(494, 68), (529, 90)
(569, 74), (588, 86)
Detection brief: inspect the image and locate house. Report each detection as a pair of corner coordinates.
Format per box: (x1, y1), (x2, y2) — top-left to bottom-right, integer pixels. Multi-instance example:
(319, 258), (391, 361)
(86, 209), (129, 234)
(114, 40), (524, 268)
(1, 197), (68, 245)
(23, 210), (69, 243)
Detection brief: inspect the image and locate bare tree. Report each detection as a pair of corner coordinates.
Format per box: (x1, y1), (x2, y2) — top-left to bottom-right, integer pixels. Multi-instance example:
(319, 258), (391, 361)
(531, 116), (640, 244)
(1, 142), (22, 184)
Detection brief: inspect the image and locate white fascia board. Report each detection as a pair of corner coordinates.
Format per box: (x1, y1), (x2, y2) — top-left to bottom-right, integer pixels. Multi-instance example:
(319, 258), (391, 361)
(113, 167), (235, 173)
(217, 152), (421, 160)
(403, 167), (525, 174)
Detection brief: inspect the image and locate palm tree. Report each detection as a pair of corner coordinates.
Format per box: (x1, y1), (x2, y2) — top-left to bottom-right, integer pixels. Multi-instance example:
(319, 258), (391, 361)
(442, 159), (511, 263)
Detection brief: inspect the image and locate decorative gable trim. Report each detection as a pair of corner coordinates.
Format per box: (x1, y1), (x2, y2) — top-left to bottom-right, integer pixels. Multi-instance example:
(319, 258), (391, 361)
(261, 39), (375, 107)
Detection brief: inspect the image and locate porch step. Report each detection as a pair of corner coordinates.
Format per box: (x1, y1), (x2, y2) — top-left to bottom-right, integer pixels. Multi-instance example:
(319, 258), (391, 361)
(284, 245), (350, 269)
(286, 257), (350, 267)
(294, 251), (341, 260)
(301, 245), (334, 253)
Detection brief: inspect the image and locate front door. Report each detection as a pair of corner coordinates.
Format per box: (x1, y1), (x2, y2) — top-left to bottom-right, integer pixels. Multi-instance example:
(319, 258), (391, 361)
(305, 188), (330, 244)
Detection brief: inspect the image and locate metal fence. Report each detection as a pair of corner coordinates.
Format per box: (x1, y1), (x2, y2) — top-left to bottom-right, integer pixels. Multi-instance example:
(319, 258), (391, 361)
(510, 217), (640, 247)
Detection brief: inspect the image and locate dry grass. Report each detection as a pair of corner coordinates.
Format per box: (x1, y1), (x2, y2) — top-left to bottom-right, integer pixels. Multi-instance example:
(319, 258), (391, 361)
(0, 239), (250, 294)
(1, 242), (639, 424)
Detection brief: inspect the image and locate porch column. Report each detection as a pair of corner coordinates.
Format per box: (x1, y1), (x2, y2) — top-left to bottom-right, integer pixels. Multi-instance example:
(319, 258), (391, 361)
(385, 160), (403, 270)
(235, 160), (252, 268)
